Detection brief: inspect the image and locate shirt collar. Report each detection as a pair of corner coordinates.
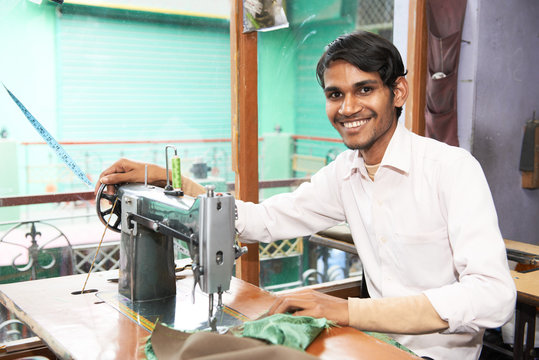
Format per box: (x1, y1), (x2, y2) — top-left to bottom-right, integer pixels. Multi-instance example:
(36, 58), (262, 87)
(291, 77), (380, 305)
(343, 121), (411, 180)
(343, 151), (363, 180)
(380, 121), (411, 174)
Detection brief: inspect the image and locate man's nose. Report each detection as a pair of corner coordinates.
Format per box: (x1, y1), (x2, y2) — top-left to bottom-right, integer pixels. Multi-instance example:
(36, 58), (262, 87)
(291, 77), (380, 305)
(338, 95), (363, 116)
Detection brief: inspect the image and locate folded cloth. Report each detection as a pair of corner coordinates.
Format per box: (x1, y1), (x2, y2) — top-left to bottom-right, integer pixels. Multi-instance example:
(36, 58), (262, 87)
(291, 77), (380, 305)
(236, 313), (333, 351)
(146, 322), (319, 360)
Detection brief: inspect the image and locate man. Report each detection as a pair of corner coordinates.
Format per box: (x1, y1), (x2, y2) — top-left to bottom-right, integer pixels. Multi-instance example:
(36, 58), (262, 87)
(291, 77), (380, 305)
(97, 32), (515, 359)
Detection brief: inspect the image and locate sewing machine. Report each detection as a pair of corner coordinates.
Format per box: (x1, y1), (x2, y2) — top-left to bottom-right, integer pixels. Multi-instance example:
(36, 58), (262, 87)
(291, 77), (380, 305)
(95, 154), (245, 331)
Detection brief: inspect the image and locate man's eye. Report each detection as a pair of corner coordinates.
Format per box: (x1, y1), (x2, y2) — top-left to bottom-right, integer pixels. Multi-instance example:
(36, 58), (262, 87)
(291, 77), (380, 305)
(359, 87), (373, 94)
(327, 92), (341, 99)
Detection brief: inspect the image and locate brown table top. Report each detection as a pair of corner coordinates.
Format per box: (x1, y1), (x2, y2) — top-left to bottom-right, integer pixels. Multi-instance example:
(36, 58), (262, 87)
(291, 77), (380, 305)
(510, 269), (539, 307)
(0, 269), (418, 360)
(505, 239), (539, 255)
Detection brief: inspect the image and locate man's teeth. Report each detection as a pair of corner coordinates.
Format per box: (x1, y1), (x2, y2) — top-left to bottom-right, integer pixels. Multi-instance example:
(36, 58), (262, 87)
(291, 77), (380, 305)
(343, 120), (368, 128)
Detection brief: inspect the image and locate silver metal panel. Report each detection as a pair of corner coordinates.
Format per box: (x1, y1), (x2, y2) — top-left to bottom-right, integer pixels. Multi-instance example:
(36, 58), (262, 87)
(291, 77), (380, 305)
(198, 193), (235, 295)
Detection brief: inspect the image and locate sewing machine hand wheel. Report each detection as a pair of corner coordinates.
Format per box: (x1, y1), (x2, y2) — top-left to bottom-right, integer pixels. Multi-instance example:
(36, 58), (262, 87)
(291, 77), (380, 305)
(96, 183), (122, 233)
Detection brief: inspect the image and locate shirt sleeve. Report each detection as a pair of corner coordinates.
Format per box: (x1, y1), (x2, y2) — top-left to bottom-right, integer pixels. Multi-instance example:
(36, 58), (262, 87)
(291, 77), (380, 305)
(348, 294), (448, 334)
(423, 152), (516, 333)
(235, 159), (347, 243)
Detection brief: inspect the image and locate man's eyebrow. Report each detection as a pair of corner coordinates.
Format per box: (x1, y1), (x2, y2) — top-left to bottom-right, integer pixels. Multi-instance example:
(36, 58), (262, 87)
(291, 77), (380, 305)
(352, 79), (378, 88)
(324, 79), (379, 92)
(324, 86), (340, 93)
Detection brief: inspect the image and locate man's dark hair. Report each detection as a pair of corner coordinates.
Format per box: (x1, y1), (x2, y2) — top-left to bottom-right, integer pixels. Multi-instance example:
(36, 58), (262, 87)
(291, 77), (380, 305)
(316, 31), (407, 118)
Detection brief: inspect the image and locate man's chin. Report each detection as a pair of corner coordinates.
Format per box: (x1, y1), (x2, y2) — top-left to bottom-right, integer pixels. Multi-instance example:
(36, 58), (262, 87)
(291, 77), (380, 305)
(343, 139), (373, 151)
(345, 144), (364, 151)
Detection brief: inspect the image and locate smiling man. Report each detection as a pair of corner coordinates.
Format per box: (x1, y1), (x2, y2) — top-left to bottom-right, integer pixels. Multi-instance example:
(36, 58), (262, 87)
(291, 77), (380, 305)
(322, 59), (405, 164)
(257, 32), (515, 359)
(97, 32), (516, 359)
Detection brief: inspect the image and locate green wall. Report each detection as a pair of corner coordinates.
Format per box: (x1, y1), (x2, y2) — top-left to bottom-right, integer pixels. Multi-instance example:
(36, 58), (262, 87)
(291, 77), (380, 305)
(0, 1), (57, 197)
(258, 29), (297, 134)
(0, 1), (57, 142)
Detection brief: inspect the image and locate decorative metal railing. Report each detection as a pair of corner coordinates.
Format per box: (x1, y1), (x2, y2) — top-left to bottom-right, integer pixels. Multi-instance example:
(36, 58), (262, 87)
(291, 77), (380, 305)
(0, 219), (73, 282)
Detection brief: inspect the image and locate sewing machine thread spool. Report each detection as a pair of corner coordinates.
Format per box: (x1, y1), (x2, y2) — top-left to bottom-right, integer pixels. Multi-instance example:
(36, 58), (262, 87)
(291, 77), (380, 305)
(164, 145), (183, 196)
(171, 156), (182, 189)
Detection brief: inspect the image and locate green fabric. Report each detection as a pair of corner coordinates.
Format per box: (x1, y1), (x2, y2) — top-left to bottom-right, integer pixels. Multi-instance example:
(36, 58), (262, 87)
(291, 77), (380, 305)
(364, 331), (418, 356)
(143, 318), (416, 358)
(144, 335), (158, 360)
(236, 313), (332, 351)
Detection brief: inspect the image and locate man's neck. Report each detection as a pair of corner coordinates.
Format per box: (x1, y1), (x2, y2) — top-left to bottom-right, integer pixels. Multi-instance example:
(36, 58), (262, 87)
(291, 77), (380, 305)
(365, 162), (380, 181)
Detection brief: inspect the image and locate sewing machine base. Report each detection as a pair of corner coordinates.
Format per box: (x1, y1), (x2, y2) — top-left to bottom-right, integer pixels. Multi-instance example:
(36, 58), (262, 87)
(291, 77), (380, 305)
(97, 287), (247, 333)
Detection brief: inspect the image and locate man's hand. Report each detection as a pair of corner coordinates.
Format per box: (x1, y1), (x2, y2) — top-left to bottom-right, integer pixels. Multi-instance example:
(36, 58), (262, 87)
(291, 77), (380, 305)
(95, 158), (206, 197)
(268, 289), (349, 326)
(95, 158), (167, 194)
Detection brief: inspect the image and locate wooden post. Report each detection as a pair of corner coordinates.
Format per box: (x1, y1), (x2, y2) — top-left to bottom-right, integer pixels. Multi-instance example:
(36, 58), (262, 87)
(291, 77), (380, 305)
(230, 0), (260, 286)
(405, 0), (428, 135)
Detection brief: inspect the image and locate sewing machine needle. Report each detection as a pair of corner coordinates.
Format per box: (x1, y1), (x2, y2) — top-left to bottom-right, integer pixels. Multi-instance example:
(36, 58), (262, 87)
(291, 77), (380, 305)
(209, 294), (217, 332)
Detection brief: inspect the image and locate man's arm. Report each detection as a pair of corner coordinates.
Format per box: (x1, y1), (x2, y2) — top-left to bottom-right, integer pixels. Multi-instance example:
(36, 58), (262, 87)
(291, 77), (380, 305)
(347, 294), (448, 334)
(423, 152), (516, 333)
(268, 289), (448, 334)
(95, 158), (205, 196)
(235, 156), (348, 243)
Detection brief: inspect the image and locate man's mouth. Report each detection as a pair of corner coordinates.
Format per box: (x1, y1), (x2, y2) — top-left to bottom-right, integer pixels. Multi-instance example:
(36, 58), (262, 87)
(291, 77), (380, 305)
(341, 119), (369, 129)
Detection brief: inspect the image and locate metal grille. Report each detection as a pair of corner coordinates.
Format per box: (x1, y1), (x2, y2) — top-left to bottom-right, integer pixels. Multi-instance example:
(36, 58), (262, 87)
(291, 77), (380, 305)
(72, 242), (120, 274)
(356, 0), (394, 41)
(259, 238), (303, 259)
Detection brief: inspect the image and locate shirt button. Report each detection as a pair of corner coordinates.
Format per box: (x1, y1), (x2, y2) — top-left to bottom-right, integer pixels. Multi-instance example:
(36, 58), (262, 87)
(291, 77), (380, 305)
(380, 237), (387, 243)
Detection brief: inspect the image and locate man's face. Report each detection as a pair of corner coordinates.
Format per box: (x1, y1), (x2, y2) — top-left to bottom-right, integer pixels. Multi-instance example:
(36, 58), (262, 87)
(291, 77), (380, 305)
(323, 60), (406, 162)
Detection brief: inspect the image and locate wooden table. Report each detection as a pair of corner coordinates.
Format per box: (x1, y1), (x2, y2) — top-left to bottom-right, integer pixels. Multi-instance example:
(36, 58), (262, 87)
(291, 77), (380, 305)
(506, 240), (539, 360)
(505, 239), (539, 266)
(0, 268), (419, 360)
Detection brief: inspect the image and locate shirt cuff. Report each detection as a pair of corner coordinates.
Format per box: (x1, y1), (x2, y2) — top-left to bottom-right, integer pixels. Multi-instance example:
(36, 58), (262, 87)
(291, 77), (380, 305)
(234, 200), (260, 244)
(423, 287), (477, 334)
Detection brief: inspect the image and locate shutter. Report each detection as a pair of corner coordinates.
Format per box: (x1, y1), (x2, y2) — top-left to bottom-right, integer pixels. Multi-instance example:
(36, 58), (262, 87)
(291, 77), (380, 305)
(55, 9), (233, 183)
(56, 11), (231, 141)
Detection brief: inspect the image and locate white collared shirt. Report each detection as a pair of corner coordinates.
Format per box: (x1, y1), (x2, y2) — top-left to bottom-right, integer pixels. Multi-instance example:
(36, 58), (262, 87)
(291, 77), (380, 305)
(236, 122), (516, 359)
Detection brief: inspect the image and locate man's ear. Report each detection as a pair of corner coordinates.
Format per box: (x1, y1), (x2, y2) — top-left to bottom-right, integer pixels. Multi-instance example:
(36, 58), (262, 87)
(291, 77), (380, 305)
(392, 76), (408, 108)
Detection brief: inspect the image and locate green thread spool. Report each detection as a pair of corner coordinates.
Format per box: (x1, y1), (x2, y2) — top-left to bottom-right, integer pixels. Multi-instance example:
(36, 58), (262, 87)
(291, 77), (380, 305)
(171, 156), (182, 189)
